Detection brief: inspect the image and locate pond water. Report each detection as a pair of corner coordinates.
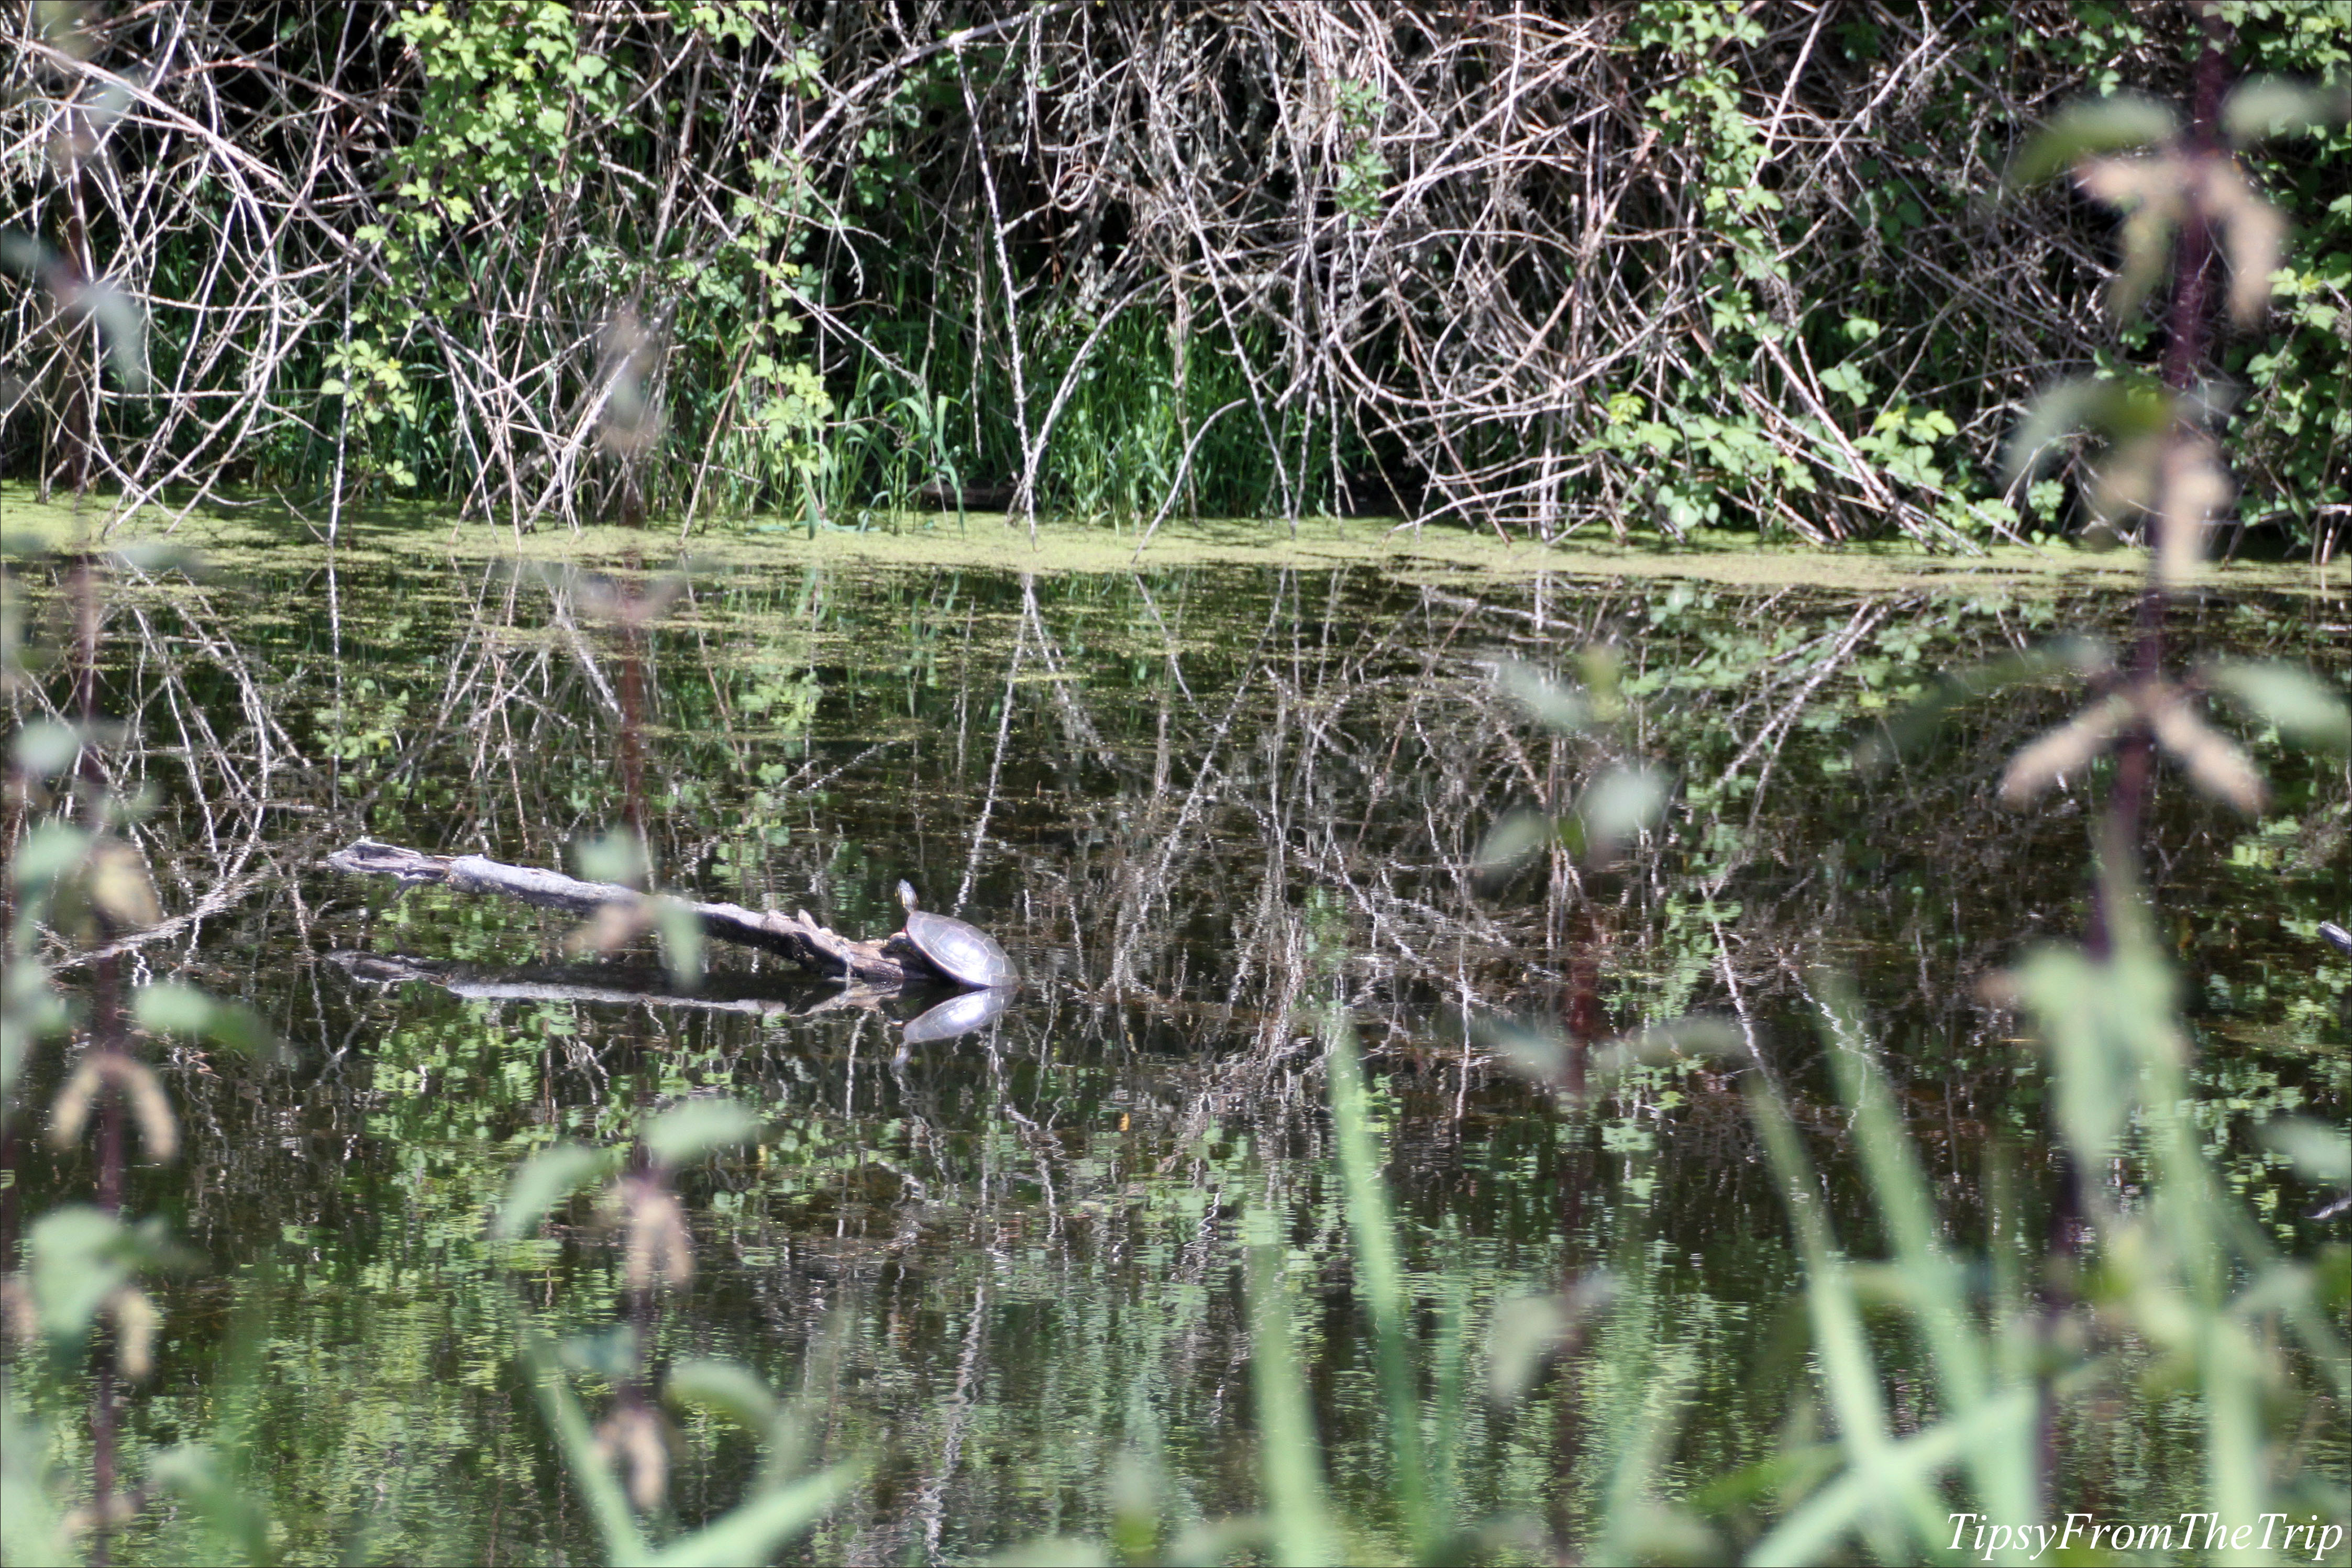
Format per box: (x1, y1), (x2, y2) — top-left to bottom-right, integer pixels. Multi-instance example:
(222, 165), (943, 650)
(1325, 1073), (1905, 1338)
(5, 537), (2348, 1564)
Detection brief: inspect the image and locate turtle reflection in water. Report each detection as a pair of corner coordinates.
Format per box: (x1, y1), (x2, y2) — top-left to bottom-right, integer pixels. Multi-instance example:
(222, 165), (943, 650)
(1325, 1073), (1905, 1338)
(902, 985), (1013, 1044)
(887, 880), (1018, 989)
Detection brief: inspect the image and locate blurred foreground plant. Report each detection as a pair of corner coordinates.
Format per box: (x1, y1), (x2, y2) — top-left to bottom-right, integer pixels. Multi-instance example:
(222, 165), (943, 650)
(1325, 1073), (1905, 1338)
(1446, 13), (2352, 1562)
(477, 559), (850, 1565)
(3, 547), (853, 1565)
(3, 550), (280, 1567)
(492, 1099), (856, 1567)
(1736, 14), (2352, 1561)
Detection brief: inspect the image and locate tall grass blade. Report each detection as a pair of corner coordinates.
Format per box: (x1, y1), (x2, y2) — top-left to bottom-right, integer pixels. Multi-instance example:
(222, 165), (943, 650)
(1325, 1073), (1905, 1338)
(1810, 981), (2038, 1533)
(1322, 1012), (1433, 1554)
(1246, 1223), (1342, 1568)
(1589, 1348), (1706, 1567)
(1745, 1389), (2036, 1567)
(1749, 1084), (1955, 1562)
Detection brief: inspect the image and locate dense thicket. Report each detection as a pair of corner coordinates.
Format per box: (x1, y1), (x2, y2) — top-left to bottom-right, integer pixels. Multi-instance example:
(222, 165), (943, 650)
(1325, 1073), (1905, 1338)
(2, 1), (2346, 545)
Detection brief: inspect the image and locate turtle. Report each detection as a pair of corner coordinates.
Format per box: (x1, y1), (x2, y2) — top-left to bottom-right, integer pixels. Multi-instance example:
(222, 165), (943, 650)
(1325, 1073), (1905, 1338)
(887, 880), (1017, 989)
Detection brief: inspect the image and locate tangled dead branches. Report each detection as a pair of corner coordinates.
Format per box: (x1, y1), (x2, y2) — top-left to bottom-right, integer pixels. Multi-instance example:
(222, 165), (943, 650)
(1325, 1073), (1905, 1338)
(5, 2), (2315, 545)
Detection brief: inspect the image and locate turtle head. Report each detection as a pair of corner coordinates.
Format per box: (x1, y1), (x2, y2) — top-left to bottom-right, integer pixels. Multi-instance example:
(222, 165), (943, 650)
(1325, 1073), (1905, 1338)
(896, 879), (920, 914)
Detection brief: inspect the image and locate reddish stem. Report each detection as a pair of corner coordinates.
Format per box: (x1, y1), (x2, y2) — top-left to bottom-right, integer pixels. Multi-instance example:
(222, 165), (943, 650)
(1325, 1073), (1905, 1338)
(2091, 4), (2232, 957)
(91, 1361), (116, 1568)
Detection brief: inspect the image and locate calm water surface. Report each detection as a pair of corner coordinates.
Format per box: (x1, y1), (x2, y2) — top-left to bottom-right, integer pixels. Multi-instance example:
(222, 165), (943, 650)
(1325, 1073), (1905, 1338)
(7, 545), (2348, 1563)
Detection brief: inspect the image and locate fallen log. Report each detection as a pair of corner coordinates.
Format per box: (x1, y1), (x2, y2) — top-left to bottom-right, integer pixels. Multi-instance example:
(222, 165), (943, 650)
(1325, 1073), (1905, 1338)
(325, 840), (911, 982)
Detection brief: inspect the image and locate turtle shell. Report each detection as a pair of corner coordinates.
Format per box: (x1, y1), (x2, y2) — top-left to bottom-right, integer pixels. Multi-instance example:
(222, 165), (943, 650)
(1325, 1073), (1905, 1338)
(892, 881), (1017, 989)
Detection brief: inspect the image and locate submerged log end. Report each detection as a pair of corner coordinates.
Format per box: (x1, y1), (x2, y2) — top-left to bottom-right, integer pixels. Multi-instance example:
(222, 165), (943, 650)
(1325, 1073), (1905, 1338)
(325, 840), (454, 886)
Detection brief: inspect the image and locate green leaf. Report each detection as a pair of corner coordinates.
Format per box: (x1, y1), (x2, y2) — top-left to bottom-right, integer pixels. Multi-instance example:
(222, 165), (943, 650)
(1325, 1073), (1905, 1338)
(648, 1464), (859, 1567)
(80, 277), (149, 392)
(1244, 1236), (1341, 1568)
(8, 822), (92, 893)
(85, 837), (162, 927)
(131, 981), (216, 1035)
(664, 1358), (781, 1434)
(493, 1142), (613, 1239)
(9, 720), (83, 775)
(1819, 362), (1870, 406)
(1162, 1518), (1269, 1566)
(1487, 1277), (1616, 1404)
(1858, 637), (2113, 768)
(574, 829), (647, 887)
(2202, 660), (2351, 756)
(1586, 1017), (1743, 1080)
(1994, 691), (2145, 804)
(655, 897), (705, 993)
(1473, 1015), (1567, 1084)
(2009, 942), (2180, 1165)
(2008, 95), (2177, 187)
(1323, 1017), (1430, 1550)
(147, 1445), (273, 1566)
(1747, 1389), (2037, 1566)
(134, 983), (281, 1059)
(1496, 661), (1593, 734)
(23, 1207), (177, 1341)
(2222, 75), (2352, 146)
(0, 229), (44, 275)
(0, 1395), (70, 1568)
(1748, 1088), (1958, 1561)
(1810, 985), (2037, 1526)
(2260, 1117), (2351, 1187)
(558, 1324), (640, 1379)
(1577, 765), (1671, 852)
(1473, 808), (1559, 879)
(644, 1098), (760, 1167)
(2001, 376), (2171, 485)
(112, 543), (204, 575)
(981, 1540), (1109, 1568)
(2144, 688), (2266, 814)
